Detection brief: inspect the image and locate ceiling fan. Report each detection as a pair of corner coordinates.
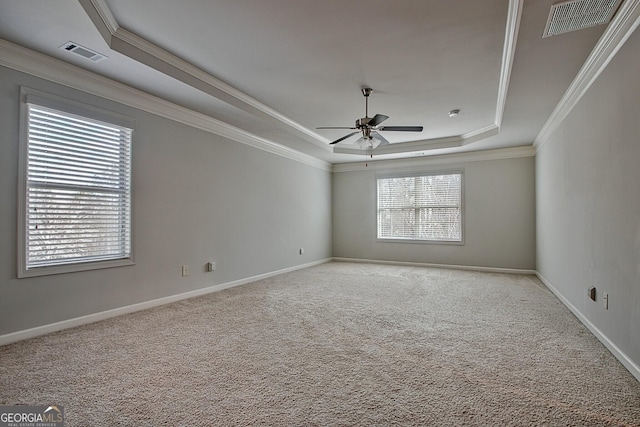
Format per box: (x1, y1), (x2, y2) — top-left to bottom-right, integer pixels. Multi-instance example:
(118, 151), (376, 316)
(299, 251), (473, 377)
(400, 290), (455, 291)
(317, 87), (423, 149)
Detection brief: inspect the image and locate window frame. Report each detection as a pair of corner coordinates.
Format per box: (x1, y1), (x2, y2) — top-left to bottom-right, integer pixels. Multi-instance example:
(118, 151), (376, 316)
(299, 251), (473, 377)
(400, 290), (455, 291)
(375, 170), (464, 245)
(17, 87), (135, 278)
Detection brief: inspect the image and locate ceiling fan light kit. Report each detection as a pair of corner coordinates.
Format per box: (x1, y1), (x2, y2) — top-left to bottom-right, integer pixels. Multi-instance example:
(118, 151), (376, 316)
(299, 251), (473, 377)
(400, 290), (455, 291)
(317, 88), (423, 151)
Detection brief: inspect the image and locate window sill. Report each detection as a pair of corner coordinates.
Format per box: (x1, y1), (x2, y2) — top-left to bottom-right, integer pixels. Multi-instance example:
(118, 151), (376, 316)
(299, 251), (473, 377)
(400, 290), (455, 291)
(376, 238), (464, 246)
(18, 258), (134, 278)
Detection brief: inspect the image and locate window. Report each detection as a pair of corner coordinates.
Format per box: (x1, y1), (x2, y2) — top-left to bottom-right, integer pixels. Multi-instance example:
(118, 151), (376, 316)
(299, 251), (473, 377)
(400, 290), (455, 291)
(377, 172), (463, 243)
(18, 89), (133, 277)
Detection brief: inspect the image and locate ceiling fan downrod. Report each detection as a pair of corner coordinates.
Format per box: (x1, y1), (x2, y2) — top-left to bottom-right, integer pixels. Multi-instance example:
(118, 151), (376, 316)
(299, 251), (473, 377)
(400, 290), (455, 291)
(356, 88), (375, 133)
(362, 87), (373, 119)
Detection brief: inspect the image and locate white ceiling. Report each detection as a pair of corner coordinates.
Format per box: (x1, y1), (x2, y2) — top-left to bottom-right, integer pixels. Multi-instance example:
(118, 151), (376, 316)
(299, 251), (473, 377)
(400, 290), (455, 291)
(0, 0), (616, 164)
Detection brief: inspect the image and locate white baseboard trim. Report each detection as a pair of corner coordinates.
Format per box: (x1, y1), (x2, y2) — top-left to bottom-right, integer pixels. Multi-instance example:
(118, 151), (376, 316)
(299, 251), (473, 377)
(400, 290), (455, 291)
(331, 257), (537, 275)
(536, 272), (640, 383)
(0, 258), (332, 346)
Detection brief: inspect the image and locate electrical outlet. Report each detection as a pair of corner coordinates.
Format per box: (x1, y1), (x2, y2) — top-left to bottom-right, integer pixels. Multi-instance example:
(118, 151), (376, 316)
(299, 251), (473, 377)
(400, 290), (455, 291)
(603, 293), (609, 310)
(207, 261), (216, 272)
(182, 265), (190, 276)
(299, 248), (304, 255)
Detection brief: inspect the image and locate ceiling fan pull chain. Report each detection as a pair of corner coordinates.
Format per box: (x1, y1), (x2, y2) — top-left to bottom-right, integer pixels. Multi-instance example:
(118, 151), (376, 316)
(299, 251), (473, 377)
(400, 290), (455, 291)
(365, 149), (374, 167)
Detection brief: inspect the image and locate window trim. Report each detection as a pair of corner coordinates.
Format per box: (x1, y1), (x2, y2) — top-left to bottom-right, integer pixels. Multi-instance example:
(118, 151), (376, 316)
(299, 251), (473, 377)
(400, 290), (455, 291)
(17, 87), (135, 278)
(375, 170), (464, 245)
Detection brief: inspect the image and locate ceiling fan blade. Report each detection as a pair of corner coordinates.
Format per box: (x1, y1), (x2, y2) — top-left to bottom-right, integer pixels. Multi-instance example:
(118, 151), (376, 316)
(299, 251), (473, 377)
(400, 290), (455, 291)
(371, 131), (390, 147)
(330, 131), (360, 145)
(317, 126), (358, 129)
(368, 114), (389, 127)
(378, 126), (423, 132)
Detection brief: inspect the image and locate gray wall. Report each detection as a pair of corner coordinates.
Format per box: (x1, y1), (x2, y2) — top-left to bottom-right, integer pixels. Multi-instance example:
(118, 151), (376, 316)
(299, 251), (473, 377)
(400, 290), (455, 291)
(0, 67), (332, 336)
(333, 156), (536, 270)
(536, 28), (640, 370)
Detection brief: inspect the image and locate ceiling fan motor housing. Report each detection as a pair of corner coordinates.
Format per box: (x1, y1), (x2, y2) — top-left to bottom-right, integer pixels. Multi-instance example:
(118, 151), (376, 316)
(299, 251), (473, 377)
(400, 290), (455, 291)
(356, 117), (372, 128)
(356, 118), (374, 139)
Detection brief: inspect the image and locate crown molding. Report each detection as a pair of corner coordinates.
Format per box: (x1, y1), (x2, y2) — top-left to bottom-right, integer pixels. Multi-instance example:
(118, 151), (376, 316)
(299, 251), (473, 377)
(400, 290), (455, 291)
(78, 0), (118, 42)
(332, 145), (535, 173)
(78, 0), (523, 157)
(112, 27), (331, 148)
(495, 0), (524, 128)
(534, 0), (640, 151)
(77, 0), (332, 151)
(0, 39), (332, 171)
(462, 123), (501, 144)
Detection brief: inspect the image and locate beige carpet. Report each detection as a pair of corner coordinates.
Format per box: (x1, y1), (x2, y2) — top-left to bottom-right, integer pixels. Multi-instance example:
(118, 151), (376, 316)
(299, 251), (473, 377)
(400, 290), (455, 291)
(1, 262), (639, 426)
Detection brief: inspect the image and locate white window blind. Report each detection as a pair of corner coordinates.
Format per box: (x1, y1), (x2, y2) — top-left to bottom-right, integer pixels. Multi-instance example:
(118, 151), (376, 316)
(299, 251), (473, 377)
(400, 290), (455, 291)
(377, 173), (462, 242)
(25, 103), (132, 270)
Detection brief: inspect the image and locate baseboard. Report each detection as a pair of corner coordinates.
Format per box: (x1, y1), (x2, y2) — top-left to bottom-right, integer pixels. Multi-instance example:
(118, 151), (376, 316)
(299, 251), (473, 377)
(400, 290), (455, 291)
(536, 272), (640, 383)
(331, 257), (537, 275)
(0, 258), (332, 346)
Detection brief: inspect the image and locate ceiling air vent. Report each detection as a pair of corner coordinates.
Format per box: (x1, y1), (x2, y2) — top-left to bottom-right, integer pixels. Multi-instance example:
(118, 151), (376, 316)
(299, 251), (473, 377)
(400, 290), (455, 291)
(59, 41), (107, 63)
(543, 0), (623, 37)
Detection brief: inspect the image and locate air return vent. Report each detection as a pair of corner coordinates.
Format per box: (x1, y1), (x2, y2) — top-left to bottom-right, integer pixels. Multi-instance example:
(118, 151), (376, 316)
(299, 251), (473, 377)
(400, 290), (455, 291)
(543, 0), (622, 37)
(59, 41), (107, 62)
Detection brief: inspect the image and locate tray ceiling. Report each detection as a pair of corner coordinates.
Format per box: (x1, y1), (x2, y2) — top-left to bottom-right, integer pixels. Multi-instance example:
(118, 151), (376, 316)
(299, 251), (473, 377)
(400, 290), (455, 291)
(0, 0), (635, 164)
